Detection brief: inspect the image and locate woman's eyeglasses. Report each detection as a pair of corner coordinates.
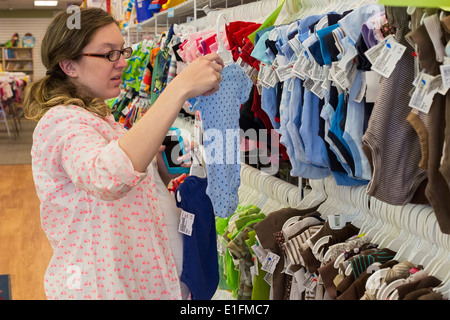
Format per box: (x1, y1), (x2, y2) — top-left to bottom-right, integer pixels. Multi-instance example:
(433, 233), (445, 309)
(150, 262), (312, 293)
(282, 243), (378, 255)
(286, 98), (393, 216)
(81, 47), (133, 62)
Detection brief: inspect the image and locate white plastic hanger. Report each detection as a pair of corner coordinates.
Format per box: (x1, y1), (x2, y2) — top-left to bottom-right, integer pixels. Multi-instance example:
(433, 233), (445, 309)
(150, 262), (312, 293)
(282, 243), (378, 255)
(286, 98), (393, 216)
(189, 111), (207, 178)
(408, 207), (436, 265)
(377, 277), (406, 300)
(215, 13), (233, 66)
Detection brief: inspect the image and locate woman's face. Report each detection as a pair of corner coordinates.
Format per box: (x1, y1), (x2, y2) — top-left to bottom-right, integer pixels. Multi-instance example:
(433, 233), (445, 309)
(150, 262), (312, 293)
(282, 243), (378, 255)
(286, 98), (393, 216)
(71, 23), (128, 100)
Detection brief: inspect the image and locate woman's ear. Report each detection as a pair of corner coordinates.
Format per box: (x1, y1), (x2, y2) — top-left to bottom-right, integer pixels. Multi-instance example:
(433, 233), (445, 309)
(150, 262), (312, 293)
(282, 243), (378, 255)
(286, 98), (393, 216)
(59, 59), (78, 78)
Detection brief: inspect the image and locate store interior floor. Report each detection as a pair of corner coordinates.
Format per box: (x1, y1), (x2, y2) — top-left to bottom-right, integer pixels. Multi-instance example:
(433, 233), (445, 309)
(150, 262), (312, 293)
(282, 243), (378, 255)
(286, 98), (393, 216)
(0, 116), (52, 300)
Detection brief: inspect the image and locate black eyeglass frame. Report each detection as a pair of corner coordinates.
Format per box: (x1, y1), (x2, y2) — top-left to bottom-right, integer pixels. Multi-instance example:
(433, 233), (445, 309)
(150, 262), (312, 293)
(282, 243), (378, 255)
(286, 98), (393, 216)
(81, 47), (133, 62)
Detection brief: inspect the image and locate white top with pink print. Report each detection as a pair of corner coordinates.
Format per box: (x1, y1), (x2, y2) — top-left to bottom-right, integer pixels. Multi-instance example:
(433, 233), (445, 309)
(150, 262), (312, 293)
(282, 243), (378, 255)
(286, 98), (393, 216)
(31, 105), (181, 300)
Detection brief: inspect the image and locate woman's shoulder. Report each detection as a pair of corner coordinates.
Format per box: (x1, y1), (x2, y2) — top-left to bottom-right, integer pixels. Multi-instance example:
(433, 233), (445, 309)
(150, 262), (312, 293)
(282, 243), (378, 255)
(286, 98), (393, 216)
(38, 104), (109, 126)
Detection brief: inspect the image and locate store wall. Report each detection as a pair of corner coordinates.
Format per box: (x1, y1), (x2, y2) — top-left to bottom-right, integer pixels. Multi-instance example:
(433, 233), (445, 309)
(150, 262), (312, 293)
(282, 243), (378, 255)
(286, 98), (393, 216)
(0, 17), (53, 80)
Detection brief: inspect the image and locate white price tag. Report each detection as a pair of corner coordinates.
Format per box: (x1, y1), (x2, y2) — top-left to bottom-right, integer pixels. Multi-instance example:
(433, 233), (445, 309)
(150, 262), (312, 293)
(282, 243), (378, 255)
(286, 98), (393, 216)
(261, 252), (280, 274)
(292, 53), (307, 79)
(251, 244), (268, 263)
(303, 78), (315, 92)
(275, 63), (295, 82)
(311, 80), (325, 99)
(178, 210), (195, 236)
(288, 37), (303, 56)
(440, 63), (450, 90)
(364, 35), (394, 65)
(354, 71), (367, 103)
(371, 36), (406, 79)
(409, 72), (436, 114)
(302, 273), (317, 291)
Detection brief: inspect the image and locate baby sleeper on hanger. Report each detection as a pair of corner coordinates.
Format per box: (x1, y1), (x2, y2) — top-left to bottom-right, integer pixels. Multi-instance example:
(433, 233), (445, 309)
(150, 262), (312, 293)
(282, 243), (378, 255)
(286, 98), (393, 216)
(188, 63), (253, 218)
(175, 175), (219, 300)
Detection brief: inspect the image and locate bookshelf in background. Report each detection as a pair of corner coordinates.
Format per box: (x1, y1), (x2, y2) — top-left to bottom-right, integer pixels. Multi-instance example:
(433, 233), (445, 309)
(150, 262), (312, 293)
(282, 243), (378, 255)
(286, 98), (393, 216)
(1, 47), (33, 80)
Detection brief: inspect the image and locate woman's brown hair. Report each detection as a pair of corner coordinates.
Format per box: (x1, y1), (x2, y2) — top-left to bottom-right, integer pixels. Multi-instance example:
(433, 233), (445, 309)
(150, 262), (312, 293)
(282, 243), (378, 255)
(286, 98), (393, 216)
(23, 7), (119, 121)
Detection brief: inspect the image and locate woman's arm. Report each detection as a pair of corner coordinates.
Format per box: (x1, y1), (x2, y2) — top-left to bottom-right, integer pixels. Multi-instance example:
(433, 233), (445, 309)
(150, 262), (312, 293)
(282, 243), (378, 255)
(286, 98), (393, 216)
(118, 53), (224, 173)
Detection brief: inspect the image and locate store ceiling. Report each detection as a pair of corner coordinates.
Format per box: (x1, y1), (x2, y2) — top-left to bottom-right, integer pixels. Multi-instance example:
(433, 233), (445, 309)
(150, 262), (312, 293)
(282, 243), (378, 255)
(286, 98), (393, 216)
(0, 0), (81, 10)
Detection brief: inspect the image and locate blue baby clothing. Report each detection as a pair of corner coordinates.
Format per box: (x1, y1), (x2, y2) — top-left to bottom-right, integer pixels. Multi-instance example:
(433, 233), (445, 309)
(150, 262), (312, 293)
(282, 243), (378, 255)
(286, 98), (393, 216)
(342, 70), (372, 181)
(188, 63), (253, 218)
(175, 175), (219, 300)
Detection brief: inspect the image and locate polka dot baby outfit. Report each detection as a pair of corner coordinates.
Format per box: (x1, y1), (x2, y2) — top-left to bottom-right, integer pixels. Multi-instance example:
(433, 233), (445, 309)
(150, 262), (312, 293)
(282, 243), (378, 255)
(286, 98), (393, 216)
(188, 63), (253, 218)
(31, 105), (181, 300)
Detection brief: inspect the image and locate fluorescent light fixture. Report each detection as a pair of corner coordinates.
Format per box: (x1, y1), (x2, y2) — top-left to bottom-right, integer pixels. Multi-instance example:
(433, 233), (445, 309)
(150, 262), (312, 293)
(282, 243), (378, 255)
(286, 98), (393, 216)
(34, 1), (59, 6)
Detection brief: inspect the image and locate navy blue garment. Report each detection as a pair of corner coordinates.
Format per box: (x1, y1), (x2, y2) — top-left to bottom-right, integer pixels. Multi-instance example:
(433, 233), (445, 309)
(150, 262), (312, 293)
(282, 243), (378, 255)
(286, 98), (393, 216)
(175, 176), (219, 300)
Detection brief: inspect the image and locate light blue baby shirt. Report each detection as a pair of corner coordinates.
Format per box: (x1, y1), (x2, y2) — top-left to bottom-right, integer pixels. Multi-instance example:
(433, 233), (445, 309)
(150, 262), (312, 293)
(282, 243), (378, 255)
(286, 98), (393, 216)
(188, 63), (253, 218)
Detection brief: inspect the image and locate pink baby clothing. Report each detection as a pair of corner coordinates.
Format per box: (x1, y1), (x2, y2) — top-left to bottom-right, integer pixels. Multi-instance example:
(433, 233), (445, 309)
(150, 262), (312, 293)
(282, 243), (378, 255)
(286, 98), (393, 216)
(31, 105), (182, 300)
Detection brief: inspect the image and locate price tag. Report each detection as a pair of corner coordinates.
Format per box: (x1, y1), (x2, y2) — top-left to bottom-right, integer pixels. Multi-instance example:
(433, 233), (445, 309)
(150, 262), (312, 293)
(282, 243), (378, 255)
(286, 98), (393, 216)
(121, 106), (130, 116)
(303, 78), (315, 92)
(302, 273), (317, 291)
(251, 244), (268, 263)
(364, 35), (392, 65)
(371, 36), (406, 78)
(354, 71), (367, 103)
(311, 80), (325, 99)
(292, 53), (307, 79)
(409, 72), (436, 114)
(275, 63), (295, 82)
(288, 36), (303, 56)
(261, 252), (280, 274)
(259, 64), (279, 88)
(178, 210), (195, 236)
(337, 45), (358, 71)
(440, 57), (450, 90)
(294, 268), (307, 293)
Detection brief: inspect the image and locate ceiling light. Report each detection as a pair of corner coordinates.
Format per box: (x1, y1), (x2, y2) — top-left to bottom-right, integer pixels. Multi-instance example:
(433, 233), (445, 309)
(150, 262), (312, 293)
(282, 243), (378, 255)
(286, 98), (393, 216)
(34, 1), (58, 6)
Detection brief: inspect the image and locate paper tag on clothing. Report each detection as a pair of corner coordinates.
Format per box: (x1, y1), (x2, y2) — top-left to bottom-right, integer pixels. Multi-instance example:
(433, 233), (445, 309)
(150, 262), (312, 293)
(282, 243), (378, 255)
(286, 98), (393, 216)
(178, 210), (195, 236)
(409, 72), (436, 114)
(354, 71), (367, 103)
(371, 36), (406, 78)
(310, 62), (323, 81)
(294, 268), (307, 293)
(440, 59), (450, 90)
(337, 45), (358, 71)
(252, 254), (259, 276)
(302, 273), (317, 292)
(333, 68), (351, 90)
(264, 66), (279, 88)
(263, 272), (273, 286)
(261, 252), (280, 274)
(258, 63), (269, 88)
(249, 265), (255, 285)
(121, 106), (130, 116)
(365, 71), (381, 103)
(364, 41), (384, 65)
(364, 35), (393, 65)
(275, 63), (295, 82)
(303, 77), (315, 92)
(292, 57), (306, 80)
(311, 80), (325, 99)
(251, 244), (268, 263)
(288, 37), (303, 56)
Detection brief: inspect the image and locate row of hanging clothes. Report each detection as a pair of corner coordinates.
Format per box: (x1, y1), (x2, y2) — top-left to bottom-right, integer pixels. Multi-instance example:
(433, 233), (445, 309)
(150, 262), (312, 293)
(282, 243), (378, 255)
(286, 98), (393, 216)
(114, 0), (450, 234)
(112, 0), (450, 300)
(0, 71), (29, 138)
(210, 163), (449, 300)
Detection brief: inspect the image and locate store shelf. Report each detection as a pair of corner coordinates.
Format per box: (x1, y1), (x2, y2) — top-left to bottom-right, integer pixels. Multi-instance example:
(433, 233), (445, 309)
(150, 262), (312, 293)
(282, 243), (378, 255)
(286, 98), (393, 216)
(1, 47), (34, 79)
(131, 0), (259, 28)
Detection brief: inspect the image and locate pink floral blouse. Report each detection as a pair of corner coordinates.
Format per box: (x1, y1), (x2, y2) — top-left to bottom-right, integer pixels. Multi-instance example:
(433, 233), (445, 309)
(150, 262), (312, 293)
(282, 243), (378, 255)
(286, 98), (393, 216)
(31, 105), (182, 300)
